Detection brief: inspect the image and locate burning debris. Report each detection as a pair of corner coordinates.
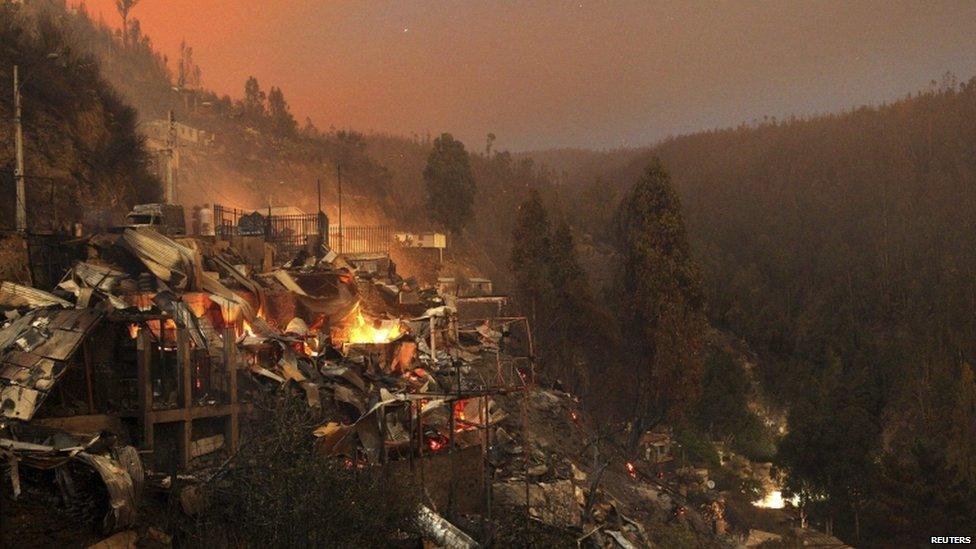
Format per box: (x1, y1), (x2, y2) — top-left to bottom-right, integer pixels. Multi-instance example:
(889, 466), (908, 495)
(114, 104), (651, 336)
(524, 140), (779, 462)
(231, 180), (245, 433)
(0, 223), (734, 547)
(0, 225), (527, 544)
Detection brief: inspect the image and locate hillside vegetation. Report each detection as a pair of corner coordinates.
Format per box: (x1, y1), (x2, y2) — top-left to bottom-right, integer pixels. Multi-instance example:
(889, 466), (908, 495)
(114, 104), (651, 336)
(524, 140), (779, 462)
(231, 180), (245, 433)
(551, 74), (976, 546)
(0, 1), (160, 231)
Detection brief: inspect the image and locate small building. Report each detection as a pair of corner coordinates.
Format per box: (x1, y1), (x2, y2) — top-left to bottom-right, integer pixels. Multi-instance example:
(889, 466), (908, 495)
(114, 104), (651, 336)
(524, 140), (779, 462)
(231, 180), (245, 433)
(142, 119), (214, 146)
(639, 430), (673, 464)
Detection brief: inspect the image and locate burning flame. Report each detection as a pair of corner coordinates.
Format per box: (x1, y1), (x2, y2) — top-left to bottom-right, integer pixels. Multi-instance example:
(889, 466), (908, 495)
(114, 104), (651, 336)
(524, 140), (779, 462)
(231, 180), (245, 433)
(345, 310), (404, 344)
(128, 323), (140, 339)
(453, 400), (477, 433)
(752, 490), (797, 509)
(303, 336), (319, 357)
(241, 319), (255, 338)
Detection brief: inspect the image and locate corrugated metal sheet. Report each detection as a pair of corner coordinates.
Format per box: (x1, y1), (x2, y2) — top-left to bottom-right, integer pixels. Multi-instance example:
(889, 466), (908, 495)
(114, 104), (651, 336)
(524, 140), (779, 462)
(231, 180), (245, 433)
(0, 308), (103, 421)
(0, 281), (72, 308)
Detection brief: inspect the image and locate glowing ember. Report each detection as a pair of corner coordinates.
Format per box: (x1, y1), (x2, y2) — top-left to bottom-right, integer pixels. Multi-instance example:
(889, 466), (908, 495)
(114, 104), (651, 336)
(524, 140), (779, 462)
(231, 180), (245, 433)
(570, 410), (580, 423)
(345, 310), (404, 344)
(426, 432), (449, 452)
(626, 462), (637, 479)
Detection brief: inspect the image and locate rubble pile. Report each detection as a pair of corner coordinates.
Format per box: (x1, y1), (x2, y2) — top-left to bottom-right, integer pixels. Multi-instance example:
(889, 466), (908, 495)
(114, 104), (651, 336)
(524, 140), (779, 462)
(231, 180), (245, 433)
(0, 226), (743, 547)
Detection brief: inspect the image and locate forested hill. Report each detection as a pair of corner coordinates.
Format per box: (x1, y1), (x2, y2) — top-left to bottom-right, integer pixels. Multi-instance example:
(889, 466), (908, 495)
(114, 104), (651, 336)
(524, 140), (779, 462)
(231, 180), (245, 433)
(615, 76), (976, 392)
(551, 75), (976, 545)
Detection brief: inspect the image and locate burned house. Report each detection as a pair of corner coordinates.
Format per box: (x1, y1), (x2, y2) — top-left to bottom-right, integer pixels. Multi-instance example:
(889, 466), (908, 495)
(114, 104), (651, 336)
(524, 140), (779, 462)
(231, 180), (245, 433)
(0, 223), (530, 540)
(2, 210), (697, 549)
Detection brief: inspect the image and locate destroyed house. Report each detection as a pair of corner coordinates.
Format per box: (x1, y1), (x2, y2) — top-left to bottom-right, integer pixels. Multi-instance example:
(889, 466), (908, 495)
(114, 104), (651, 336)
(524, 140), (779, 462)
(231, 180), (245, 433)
(0, 289), (256, 473)
(0, 222), (535, 540)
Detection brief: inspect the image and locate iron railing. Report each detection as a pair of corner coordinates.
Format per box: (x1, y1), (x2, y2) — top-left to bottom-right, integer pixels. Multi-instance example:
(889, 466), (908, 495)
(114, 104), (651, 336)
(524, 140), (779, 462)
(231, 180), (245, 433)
(212, 204), (393, 257)
(213, 204), (246, 236)
(328, 225), (393, 254)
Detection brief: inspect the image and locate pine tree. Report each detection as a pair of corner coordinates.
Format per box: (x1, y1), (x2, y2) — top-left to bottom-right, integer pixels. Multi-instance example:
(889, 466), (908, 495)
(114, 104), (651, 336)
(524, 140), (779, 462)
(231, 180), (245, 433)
(614, 159), (706, 427)
(510, 190), (552, 333)
(114, 0), (141, 46)
(423, 133), (475, 233)
(242, 76), (267, 122)
(267, 86), (297, 137)
(547, 221), (597, 392)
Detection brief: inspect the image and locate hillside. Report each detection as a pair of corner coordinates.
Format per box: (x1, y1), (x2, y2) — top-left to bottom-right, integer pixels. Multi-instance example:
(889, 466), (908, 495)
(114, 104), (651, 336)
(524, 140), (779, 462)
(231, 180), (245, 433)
(532, 74), (976, 546)
(0, 1), (161, 232)
(36, 1), (565, 291)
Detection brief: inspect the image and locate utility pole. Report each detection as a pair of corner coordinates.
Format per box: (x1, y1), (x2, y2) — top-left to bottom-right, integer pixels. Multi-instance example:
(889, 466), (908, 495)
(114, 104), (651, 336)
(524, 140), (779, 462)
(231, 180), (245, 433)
(165, 110), (177, 203)
(13, 65), (26, 233)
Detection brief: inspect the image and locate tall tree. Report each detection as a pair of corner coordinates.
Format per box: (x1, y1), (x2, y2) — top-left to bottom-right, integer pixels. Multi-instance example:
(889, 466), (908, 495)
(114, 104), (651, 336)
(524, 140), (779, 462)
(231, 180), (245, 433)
(614, 159), (706, 429)
(546, 221), (600, 392)
(778, 361), (881, 540)
(267, 86), (297, 137)
(242, 76), (266, 122)
(423, 133), (475, 233)
(177, 40), (201, 89)
(114, 0), (140, 46)
(510, 190), (552, 332)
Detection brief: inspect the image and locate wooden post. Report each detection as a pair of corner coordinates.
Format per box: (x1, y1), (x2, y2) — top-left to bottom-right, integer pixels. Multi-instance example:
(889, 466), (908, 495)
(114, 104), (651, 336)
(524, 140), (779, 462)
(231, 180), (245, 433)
(481, 395), (490, 519)
(408, 401), (415, 475)
(429, 317), (436, 361)
(223, 326), (239, 453)
(82, 341), (95, 414)
(417, 399), (426, 492)
(448, 398), (457, 518)
(522, 317), (536, 385)
(136, 328), (154, 449)
(379, 403), (388, 467)
(177, 329), (192, 469)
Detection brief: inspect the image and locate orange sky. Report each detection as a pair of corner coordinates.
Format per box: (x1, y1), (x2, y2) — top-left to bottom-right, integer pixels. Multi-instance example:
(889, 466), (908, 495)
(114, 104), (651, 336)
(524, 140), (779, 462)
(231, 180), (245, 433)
(76, 0), (976, 151)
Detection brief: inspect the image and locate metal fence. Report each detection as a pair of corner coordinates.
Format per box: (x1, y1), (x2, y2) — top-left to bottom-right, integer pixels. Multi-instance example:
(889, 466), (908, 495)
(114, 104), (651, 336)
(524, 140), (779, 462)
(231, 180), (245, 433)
(267, 213), (320, 258)
(213, 204), (246, 236)
(328, 226), (393, 254)
(212, 204), (392, 257)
